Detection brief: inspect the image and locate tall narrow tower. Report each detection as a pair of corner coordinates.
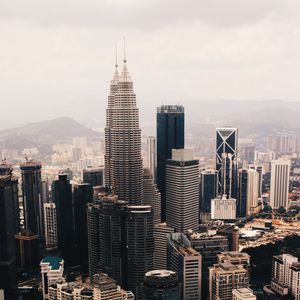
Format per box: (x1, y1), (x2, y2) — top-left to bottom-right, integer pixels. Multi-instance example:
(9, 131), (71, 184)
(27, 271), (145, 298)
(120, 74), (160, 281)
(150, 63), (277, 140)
(104, 51), (143, 204)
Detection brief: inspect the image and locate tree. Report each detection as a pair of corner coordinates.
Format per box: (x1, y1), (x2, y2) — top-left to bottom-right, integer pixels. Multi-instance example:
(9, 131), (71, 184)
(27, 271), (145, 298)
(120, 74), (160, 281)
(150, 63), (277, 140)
(263, 205), (272, 213)
(277, 206), (287, 215)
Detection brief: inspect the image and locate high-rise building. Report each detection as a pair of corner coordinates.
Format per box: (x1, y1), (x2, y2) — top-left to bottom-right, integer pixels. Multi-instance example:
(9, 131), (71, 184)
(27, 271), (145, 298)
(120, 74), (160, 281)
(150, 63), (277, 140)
(216, 128), (238, 198)
(211, 195), (236, 220)
(87, 194), (154, 298)
(83, 166), (104, 187)
(186, 231), (229, 300)
(154, 223), (175, 270)
(52, 174), (74, 264)
(40, 256), (64, 300)
(209, 262), (249, 300)
(270, 160), (290, 209)
(232, 288), (256, 300)
(200, 169), (218, 215)
(249, 165), (263, 198)
(166, 149), (199, 232)
(143, 168), (161, 225)
(104, 58), (143, 204)
(143, 270), (181, 299)
(73, 183), (93, 273)
(238, 169), (248, 218)
(44, 203), (58, 249)
(20, 160), (43, 238)
(147, 136), (157, 182)
(167, 232), (201, 300)
(157, 105), (184, 221)
(0, 175), (18, 300)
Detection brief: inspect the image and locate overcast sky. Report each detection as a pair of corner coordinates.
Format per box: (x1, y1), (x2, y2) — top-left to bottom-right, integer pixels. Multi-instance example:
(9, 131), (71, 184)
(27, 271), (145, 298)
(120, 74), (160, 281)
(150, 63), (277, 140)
(1, 0), (300, 128)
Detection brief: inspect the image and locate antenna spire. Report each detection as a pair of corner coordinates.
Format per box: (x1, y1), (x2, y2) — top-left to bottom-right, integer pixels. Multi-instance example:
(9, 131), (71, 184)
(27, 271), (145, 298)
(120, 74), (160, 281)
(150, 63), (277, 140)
(115, 44), (118, 68)
(123, 36), (127, 63)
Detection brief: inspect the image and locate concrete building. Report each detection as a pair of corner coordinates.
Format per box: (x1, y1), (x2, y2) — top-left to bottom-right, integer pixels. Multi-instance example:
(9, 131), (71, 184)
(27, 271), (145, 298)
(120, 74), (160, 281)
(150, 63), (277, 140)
(166, 149), (199, 232)
(232, 288), (256, 300)
(211, 195), (236, 220)
(209, 262), (249, 300)
(270, 160), (290, 209)
(40, 256), (64, 300)
(143, 270), (181, 299)
(217, 252), (250, 271)
(167, 233), (201, 300)
(154, 223), (175, 270)
(104, 58), (143, 204)
(143, 168), (161, 225)
(44, 203), (58, 249)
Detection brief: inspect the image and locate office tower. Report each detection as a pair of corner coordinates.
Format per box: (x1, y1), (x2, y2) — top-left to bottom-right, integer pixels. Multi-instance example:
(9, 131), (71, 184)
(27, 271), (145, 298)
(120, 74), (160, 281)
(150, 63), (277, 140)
(216, 128), (238, 198)
(0, 176), (17, 300)
(41, 179), (50, 203)
(126, 205), (154, 298)
(93, 273), (135, 300)
(167, 233), (201, 300)
(52, 174), (74, 264)
(166, 149), (199, 232)
(186, 231), (229, 300)
(232, 288), (256, 300)
(270, 160), (290, 209)
(87, 194), (154, 298)
(83, 166), (104, 187)
(143, 168), (161, 224)
(249, 165), (263, 198)
(200, 169), (218, 217)
(217, 252), (250, 272)
(73, 183), (93, 273)
(104, 58), (143, 204)
(44, 203), (58, 249)
(15, 231), (39, 271)
(157, 105), (184, 221)
(143, 270), (181, 299)
(238, 169), (248, 218)
(211, 195), (236, 220)
(209, 263), (249, 300)
(40, 256), (64, 300)
(154, 223), (175, 270)
(147, 136), (157, 182)
(20, 160), (43, 238)
(0, 160), (12, 176)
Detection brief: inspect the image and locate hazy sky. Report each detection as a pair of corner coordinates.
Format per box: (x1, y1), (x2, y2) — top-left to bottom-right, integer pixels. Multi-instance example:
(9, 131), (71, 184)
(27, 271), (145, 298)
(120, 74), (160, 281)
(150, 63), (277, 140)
(1, 0), (300, 128)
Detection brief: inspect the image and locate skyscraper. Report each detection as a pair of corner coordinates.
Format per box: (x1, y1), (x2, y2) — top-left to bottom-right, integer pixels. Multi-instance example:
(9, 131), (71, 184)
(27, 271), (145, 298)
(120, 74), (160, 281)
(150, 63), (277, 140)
(20, 160), (43, 238)
(44, 203), (58, 249)
(83, 166), (104, 187)
(166, 149), (199, 232)
(73, 183), (93, 273)
(52, 174), (74, 264)
(211, 195), (236, 220)
(200, 169), (218, 216)
(0, 175), (17, 300)
(216, 128), (238, 198)
(270, 160), (290, 209)
(157, 105), (184, 221)
(147, 136), (157, 182)
(104, 56), (143, 204)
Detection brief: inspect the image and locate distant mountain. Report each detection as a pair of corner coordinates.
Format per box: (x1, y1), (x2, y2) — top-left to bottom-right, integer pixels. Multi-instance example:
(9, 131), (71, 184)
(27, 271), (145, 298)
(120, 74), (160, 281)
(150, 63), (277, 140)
(0, 117), (100, 150)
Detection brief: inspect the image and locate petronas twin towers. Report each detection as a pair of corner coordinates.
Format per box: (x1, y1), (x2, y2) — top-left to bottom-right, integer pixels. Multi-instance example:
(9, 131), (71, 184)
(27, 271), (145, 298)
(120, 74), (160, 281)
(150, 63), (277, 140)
(104, 56), (143, 204)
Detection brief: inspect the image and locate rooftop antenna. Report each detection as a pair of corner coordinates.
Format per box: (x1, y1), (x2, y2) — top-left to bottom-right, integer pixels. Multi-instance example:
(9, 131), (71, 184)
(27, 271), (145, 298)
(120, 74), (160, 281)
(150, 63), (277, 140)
(115, 43), (118, 68)
(123, 36), (127, 63)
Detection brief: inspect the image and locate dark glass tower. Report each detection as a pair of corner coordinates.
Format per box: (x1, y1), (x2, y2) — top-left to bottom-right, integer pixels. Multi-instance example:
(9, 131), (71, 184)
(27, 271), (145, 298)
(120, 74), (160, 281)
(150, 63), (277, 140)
(83, 166), (104, 187)
(20, 160), (43, 238)
(157, 105), (184, 221)
(73, 183), (93, 273)
(238, 169), (248, 218)
(0, 176), (17, 300)
(52, 174), (74, 265)
(200, 170), (218, 214)
(216, 128), (238, 199)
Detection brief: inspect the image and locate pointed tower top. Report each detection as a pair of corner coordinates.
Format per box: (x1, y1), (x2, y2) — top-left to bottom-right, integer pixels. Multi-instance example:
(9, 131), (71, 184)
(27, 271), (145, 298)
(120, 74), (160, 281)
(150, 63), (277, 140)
(123, 36), (127, 64)
(120, 36), (131, 82)
(115, 44), (118, 68)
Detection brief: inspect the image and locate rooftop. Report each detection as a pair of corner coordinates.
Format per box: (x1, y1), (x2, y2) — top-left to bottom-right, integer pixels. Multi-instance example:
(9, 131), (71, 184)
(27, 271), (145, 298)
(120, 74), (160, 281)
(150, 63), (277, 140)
(41, 256), (63, 270)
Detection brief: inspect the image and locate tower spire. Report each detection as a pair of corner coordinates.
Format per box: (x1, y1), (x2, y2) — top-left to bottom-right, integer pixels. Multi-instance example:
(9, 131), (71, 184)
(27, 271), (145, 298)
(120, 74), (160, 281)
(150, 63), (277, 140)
(123, 36), (127, 64)
(115, 43), (118, 68)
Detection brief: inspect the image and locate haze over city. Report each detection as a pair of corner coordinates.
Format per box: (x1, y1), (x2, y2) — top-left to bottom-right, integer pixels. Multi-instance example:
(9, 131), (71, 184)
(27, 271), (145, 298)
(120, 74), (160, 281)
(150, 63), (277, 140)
(1, 0), (300, 129)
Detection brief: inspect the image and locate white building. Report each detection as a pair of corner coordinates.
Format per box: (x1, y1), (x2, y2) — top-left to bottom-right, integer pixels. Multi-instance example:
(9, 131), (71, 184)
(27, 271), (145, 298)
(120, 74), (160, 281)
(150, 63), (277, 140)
(232, 288), (256, 300)
(166, 149), (199, 232)
(270, 160), (290, 209)
(247, 168), (259, 215)
(44, 203), (58, 249)
(211, 195), (236, 220)
(40, 256), (64, 300)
